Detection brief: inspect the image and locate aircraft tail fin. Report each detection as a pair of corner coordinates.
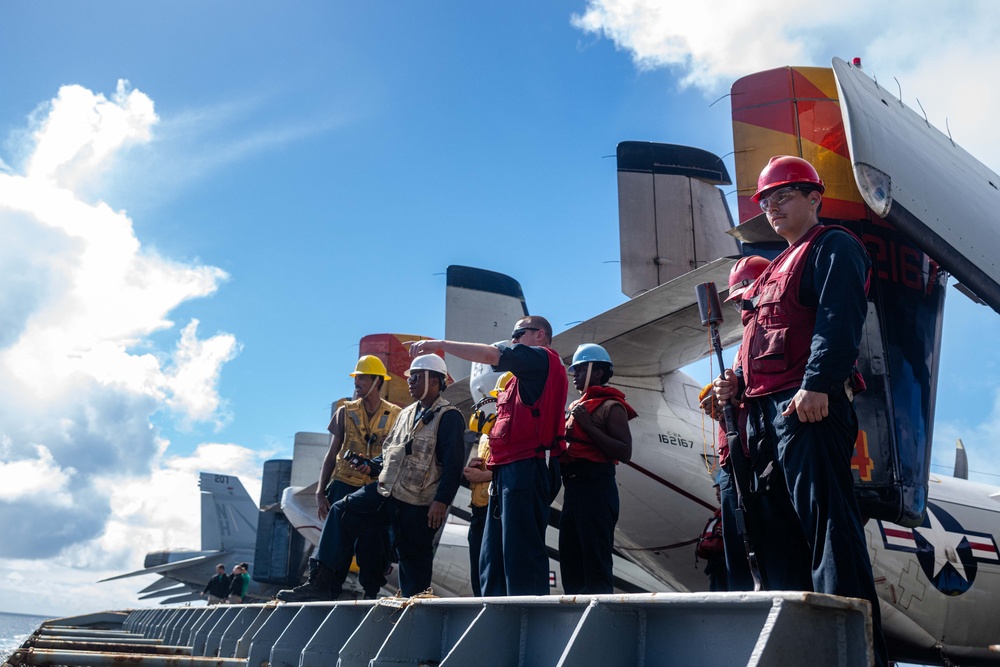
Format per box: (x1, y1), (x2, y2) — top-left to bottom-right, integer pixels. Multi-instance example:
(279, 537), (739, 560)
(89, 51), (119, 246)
(199, 473), (258, 552)
(954, 439), (969, 480)
(444, 265), (528, 381)
(616, 142), (740, 298)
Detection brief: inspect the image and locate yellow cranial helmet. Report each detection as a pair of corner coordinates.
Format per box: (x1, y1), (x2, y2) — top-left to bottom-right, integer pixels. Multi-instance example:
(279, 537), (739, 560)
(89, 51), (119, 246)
(490, 372), (514, 397)
(349, 355), (391, 381)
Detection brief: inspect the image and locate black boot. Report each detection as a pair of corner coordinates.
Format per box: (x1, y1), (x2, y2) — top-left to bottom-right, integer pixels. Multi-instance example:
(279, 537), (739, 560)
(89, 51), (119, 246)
(275, 558), (336, 602)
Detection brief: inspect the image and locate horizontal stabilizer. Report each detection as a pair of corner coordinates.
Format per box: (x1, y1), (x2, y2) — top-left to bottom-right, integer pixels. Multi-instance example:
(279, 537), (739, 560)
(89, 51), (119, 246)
(98, 552), (230, 582)
(553, 258), (739, 375)
(137, 577), (184, 595)
(139, 584), (190, 600)
(158, 591), (203, 605)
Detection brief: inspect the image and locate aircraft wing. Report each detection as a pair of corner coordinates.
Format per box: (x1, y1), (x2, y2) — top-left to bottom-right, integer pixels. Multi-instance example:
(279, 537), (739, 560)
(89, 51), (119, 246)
(551, 258), (740, 374)
(280, 484), (323, 547)
(97, 552), (231, 582)
(832, 56), (1000, 313)
(137, 577), (183, 595)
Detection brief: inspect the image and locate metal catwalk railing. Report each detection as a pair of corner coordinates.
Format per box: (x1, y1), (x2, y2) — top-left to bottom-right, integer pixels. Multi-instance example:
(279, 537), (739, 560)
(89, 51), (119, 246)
(6, 592), (875, 667)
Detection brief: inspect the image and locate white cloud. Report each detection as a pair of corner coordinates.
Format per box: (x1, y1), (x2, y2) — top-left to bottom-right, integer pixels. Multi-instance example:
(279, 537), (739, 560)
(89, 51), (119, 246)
(571, 1), (1000, 171)
(27, 80), (156, 189)
(164, 320), (241, 427)
(573, 0), (809, 88)
(0, 443), (271, 617)
(0, 441), (75, 506)
(0, 81), (242, 576)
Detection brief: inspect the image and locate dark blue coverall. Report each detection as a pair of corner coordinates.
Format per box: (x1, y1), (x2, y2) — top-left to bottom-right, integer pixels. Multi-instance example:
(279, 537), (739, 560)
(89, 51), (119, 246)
(734, 229), (888, 667)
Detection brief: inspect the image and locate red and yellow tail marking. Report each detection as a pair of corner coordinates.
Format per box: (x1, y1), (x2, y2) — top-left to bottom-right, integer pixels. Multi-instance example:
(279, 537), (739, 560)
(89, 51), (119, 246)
(731, 66), (866, 224)
(359, 333), (449, 408)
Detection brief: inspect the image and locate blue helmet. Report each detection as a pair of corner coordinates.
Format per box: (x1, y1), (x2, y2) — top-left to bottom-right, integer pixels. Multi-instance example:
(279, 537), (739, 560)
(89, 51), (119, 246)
(569, 343), (613, 371)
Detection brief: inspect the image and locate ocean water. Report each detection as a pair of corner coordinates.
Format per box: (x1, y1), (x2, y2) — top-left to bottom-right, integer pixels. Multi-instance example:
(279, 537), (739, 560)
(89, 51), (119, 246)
(0, 611), (52, 661)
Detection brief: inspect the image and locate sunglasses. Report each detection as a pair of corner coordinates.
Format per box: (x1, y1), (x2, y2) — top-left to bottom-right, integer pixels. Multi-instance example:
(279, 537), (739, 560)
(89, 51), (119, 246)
(511, 327), (541, 340)
(757, 186), (804, 211)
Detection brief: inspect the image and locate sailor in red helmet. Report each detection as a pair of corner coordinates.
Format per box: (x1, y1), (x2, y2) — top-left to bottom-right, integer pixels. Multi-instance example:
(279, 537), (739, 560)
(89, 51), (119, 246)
(714, 256), (804, 593)
(714, 156), (887, 667)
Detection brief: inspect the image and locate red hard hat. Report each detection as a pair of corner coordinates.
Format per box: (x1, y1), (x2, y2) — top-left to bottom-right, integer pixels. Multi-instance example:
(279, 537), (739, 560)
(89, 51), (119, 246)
(726, 255), (771, 302)
(751, 155), (825, 203)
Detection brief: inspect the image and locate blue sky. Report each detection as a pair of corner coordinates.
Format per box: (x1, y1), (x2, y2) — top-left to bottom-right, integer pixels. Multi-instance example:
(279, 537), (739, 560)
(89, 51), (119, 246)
(2, 1), (1000, 617)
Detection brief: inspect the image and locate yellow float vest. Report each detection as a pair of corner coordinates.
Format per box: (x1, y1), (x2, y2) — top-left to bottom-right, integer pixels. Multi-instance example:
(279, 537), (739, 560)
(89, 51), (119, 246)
(470, 435), (491, 509)
(331, 398), (401, 487)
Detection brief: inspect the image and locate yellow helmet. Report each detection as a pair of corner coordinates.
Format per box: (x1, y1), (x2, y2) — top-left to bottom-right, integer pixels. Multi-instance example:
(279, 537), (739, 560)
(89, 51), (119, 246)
(490, 372), (514, 397)
(349, 355), (391, 381)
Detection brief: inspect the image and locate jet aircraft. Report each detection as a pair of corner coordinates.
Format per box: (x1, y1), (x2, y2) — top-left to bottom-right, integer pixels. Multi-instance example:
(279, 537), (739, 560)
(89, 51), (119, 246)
(100, 472), (270, 603)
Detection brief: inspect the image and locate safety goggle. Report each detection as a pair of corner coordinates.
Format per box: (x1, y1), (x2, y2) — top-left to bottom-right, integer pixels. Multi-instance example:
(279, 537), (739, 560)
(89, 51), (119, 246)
(757, 186), (803, 211)
(511, 327), (541, 340)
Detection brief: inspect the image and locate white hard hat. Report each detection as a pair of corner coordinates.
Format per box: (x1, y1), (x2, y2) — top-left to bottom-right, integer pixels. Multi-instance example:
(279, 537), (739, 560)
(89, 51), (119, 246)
(405, 354), (448, 378)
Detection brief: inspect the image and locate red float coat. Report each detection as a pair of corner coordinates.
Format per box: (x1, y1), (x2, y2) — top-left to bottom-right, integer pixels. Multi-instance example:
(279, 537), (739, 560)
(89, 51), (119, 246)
(563, 385), (637, 464)
(737, 224), (866, 398)
(487, 347), (568, 467)
(715, 408), (750, 468)
(696, 508), (724, 559)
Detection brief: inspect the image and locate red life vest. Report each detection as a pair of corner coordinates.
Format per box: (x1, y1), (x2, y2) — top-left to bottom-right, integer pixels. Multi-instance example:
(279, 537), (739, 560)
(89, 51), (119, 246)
(487, 347), (568, 467)
(716, 408), (750, 467)
(696, 508), (724, 558)
(563, 385), (637, 464)
(737, 224), (867, 398)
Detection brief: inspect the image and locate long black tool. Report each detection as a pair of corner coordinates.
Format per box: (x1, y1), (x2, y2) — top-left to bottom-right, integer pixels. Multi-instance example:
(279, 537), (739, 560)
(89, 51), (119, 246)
(695, 280), (767, 591)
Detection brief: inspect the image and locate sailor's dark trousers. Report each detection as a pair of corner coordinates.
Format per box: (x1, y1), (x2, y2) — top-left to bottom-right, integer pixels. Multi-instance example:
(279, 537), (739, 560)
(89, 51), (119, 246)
(316, 482), (436, 597)
(747, 386), (888, 667)
(558, 461), (618, 594)
(323, 480), (390, 596)
(479, 457), (551, 596)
